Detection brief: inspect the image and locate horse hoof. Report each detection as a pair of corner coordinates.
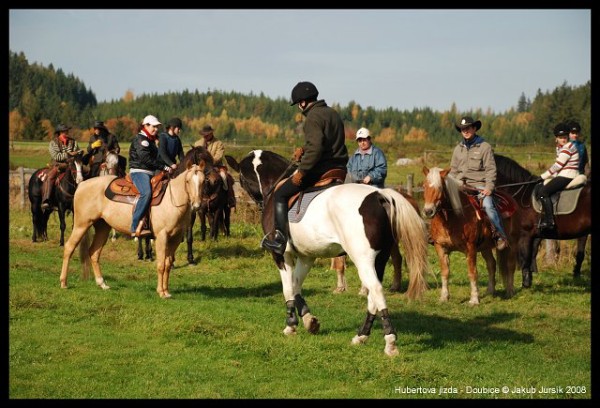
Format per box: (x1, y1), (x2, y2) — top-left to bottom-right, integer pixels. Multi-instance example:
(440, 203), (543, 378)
(161, 293), (172, 299)
(351, 334), (368, 345)
(332, 286), (346, 294)
(384, 334), (399, 356)
(303, 314), (320, 334)
(283, 326), (297, 336)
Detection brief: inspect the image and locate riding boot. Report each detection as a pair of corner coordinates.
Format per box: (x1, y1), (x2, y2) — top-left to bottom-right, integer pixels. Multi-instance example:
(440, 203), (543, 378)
(538, 196), (555, 231)
(41, 167), (58, 209)
(261, 201), (289, 255)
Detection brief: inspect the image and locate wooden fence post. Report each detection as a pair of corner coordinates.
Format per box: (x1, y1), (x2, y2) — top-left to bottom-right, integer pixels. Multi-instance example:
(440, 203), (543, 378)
(19, 166), (25, 209)
(406, 173), (414, 196)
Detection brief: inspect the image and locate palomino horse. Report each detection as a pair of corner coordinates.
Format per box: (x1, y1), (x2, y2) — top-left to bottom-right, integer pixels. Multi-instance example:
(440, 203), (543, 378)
(28, 153), (84, 245)
(59, 161), (206, 298)
(494, 154), (591, 286)
(227, 150), (430, 356)
(422, 166), (519, 304)
(226, 151), (409, 295)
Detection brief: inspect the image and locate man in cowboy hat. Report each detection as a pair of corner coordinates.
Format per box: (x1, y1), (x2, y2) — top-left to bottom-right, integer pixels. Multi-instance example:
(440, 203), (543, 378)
(450, 116), (508, 250)
(194, 124), (236, 209)
(41, 124), (83, 209)
(85, 120), (121, 167)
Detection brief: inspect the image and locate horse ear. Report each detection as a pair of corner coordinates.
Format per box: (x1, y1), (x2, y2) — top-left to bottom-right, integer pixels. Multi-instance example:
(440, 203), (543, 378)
(422, 166), (429, 176)
(440, 167), (451, 178)
(225, 155), (239, 172)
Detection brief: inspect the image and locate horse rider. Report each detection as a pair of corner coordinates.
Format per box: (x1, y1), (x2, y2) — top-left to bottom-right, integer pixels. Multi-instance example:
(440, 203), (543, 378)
(41, 124), (83, 210)
(346, 127), (388, 188)
(450, 116), (508, 250)
(567, 120), (589, 177)
(157, 117), (185, 173)
(537, 122), (580, 232)
(85, 120), (121, 168)
(261, 81), (349, 255)
(194, 124), (236, 210)
(128, 115), (173, 238)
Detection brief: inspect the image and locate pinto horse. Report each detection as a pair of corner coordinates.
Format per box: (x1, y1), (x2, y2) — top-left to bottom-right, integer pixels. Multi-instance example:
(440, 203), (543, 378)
(227, 150), (430, 356)
(494, 154), (591, 286)
(59, 161), (206, 298)
(226, 152), (409, 295)
(28, 153), (84, 245)
(422, 166), (520, 304)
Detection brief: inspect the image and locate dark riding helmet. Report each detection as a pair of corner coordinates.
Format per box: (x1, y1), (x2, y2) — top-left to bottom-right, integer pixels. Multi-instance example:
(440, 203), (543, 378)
(553, 122), (570, 137)
(166, 117), (183, 129)
(290, 81), (319, 106)
(567, 121), (581, 134)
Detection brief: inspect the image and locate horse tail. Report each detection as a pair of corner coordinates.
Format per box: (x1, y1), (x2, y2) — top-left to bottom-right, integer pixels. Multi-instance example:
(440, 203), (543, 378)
(79, 229), (91, 280)
(379, 188), (430, 300)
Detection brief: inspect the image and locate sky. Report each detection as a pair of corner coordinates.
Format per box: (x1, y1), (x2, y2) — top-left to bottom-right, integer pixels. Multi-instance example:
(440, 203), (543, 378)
(8, 9), (591, 113)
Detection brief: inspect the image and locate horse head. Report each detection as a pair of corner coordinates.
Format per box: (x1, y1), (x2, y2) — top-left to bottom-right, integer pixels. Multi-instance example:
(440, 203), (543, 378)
(226, 150), (295, 208)
(186, 161), (207, 211)
(422, 166), (463, 218)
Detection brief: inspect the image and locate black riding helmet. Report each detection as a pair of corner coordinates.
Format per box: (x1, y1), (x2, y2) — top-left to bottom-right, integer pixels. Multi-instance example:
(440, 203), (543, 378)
(290, 81), (319, 106)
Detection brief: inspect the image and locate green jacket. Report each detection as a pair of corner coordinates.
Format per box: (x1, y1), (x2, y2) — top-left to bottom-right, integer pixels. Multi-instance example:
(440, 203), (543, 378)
(298, 100), (348, 175)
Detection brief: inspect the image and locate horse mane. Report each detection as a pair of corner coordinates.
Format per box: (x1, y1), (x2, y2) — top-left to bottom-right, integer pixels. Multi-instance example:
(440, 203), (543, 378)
(495, 154), (536, 183)
(443, 173), (464, 216)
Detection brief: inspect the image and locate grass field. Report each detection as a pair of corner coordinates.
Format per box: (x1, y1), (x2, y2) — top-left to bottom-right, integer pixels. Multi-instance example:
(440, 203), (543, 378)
(8, 141), (592, 399)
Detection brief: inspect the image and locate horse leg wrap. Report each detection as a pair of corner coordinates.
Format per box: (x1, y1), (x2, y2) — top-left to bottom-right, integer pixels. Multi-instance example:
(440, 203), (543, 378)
(357, 312), (377, 336)
(286, 300), (299, 327)
(380, 308), (396, 336)
(294, 294), (310, 317)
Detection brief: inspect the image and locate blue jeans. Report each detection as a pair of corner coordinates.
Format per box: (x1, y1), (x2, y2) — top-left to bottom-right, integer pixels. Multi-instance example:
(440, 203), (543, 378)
(481, 194), (506, 239)
(130, 171), (152, 233)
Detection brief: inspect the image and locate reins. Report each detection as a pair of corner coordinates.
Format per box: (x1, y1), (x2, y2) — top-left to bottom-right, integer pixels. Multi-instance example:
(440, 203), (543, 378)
(262, 161), (298, 199)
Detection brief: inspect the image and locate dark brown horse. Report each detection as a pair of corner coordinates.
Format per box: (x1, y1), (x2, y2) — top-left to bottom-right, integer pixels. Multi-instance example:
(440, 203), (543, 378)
(494, 154), (591, 287)
(28, 153), (85, 245)
(422, 166), (520, 304)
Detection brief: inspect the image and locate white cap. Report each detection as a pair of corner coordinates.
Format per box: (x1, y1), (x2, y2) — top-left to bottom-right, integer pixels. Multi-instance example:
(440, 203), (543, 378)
(142, 115), (161, 126)
(356, 127), (370, 139)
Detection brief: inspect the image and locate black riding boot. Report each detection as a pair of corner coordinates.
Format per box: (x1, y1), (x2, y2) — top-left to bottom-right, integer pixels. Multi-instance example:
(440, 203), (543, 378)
(261, 201), (289, 255)
(538, 196), (555, 231)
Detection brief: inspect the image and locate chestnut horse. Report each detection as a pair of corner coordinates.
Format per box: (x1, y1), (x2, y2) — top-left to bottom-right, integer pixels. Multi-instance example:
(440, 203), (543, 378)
(227, 150), (430, 356)
(59, 161), (206, 298)
(422, 166), (519, 304)
(494, 154), (591, 287)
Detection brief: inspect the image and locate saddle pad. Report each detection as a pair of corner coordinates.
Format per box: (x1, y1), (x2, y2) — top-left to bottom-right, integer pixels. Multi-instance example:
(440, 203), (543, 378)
(289, 190), (324, 223)
(531, 186), (583, 215)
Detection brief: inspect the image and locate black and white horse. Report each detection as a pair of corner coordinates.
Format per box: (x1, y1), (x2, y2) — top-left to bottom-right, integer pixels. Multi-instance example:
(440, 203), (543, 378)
(226, 150), (430, 356)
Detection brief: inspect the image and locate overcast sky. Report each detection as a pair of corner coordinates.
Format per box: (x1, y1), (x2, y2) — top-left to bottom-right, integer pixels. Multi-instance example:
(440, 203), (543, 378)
(9, 9), (591, 113)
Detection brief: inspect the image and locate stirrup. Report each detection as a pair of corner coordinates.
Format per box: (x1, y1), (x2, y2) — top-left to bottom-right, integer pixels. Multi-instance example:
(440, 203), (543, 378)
(260, 230), (287, 255)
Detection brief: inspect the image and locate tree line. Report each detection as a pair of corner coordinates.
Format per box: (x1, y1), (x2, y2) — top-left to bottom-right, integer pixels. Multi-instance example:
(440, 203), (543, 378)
(9, 50), (591, 155)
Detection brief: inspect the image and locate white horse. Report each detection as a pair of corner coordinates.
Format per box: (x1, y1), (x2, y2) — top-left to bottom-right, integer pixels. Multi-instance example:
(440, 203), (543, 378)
(227, 150), (430, 356)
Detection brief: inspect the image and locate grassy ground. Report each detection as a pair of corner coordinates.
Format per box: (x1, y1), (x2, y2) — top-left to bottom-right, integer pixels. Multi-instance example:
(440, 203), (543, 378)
(8, 198), (591, 399)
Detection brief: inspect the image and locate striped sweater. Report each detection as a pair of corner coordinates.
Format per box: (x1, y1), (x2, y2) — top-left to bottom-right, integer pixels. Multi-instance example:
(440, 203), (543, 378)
(541, 141), (580, 180)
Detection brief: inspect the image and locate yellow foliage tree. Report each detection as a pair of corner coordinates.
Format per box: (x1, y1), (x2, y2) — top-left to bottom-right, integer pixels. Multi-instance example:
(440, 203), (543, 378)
(123, 89), (135, 103)
(9, 110), (27, 146)
(403, 126), (428, 142)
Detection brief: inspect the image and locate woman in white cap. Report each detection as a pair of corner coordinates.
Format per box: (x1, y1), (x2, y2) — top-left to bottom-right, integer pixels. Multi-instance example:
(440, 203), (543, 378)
(128, 115), (171, 238)
(346, 127), (387, 188)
